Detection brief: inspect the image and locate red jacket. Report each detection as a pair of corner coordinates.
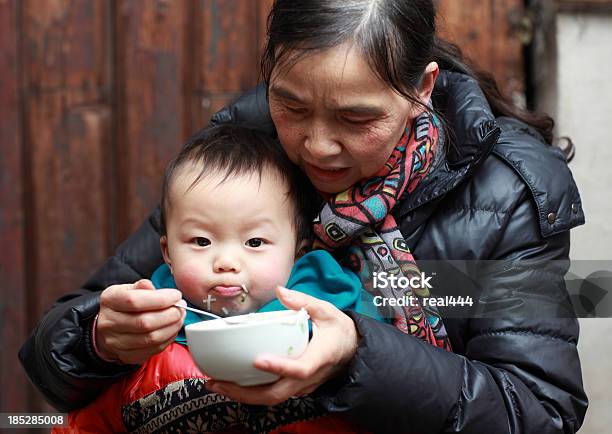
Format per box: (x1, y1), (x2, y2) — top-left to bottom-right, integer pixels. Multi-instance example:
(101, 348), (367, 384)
(53, 343), (366, 433)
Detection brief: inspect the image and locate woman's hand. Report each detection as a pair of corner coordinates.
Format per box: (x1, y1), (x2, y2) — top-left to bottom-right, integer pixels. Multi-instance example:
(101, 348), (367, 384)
(206, 286), (359, 405)
(95, 279), (186, 364)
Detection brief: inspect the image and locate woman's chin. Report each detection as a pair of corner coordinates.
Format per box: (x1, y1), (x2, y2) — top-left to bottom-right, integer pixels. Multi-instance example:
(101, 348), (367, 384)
(304, 165), (354, 193)
(316, 184), (349, 194)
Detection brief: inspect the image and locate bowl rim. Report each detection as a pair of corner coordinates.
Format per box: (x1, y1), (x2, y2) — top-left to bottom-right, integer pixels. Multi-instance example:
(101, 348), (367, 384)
(185, 308), (309, 332)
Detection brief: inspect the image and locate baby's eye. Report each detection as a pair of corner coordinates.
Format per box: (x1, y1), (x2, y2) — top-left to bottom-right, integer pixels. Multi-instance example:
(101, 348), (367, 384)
(246, 238), (264, 248)
(193, 237), (210, 247)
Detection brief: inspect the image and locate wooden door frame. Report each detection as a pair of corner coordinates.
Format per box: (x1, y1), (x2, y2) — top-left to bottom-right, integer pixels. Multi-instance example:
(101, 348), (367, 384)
(556, 0), (612, 12)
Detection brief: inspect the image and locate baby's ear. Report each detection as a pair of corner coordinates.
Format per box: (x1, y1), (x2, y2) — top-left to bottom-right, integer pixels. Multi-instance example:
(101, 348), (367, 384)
(160, 236), (172, 272)
(295, 239), (311, 259)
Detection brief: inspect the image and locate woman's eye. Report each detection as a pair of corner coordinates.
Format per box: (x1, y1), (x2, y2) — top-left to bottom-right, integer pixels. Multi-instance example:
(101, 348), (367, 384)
(285, 105), (307, 114)
(246, 238), (264, 248)
(193, 237), (210, 247)
(342, 116), (373, 126)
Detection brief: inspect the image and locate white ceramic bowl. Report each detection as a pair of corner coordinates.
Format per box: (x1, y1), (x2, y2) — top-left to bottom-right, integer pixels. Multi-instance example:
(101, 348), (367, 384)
(185, 309), (309, 386)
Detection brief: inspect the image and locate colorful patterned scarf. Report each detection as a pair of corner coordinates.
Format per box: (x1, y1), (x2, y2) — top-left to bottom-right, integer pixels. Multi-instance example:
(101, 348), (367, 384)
(313, 112), (451, 351)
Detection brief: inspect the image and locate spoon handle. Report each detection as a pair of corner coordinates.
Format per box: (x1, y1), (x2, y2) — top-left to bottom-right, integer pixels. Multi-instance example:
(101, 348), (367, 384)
(174, 303), (222, 320)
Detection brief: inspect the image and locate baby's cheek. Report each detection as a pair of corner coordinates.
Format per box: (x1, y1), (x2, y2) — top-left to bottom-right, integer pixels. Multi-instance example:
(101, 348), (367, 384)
(250, 259), (292, 295)
(172, 263), (208, 301)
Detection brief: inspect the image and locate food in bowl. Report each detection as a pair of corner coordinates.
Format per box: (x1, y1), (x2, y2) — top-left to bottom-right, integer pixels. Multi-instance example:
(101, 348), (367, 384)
(185, 308), (309, 386)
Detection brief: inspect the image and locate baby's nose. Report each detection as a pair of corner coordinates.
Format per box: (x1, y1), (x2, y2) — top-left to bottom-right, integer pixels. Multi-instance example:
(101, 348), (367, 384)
(213, 254), (240, 273)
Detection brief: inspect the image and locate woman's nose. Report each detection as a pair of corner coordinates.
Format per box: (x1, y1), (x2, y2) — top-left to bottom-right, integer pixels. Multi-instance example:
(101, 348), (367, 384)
(304, 123), (342, 159)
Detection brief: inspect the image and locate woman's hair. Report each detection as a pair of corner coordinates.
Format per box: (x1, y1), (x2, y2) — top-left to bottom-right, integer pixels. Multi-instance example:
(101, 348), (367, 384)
(260, 0), (555, 144)
(160, 124), (319, 240)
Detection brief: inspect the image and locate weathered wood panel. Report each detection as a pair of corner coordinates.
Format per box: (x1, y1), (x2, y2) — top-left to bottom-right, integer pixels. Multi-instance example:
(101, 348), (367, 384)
(197, 0), (260, 92)
(491, 0), (527, 103)
(22, 0), (108, 98)
(27, 100), (112, 325)
(192, 0), (263, 129)
(0, 0), (29, 413)
(114, 0), (192, 239)
(22, 0), (111, 324)
(437, 0), (525, 101)
(258, 0), (275, 45)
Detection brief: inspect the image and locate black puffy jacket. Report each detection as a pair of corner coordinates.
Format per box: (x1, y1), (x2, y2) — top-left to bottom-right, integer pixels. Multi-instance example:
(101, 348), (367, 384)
(19, 71), (588, 434)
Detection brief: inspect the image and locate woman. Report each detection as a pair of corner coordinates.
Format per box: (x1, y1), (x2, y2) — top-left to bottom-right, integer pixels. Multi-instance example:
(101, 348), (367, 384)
(20, 0), (587, 433)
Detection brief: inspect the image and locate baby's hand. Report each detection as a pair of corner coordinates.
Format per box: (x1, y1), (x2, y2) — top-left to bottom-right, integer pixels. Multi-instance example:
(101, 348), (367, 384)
(95, 279), (186, 364)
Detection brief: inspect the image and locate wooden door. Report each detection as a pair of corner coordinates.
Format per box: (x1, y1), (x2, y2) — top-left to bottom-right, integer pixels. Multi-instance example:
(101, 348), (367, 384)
(437, 0), (526, 104)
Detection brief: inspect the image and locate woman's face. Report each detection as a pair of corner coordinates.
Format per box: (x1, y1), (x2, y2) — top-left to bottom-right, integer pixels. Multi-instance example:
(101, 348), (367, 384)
(269, 43), (425, 193)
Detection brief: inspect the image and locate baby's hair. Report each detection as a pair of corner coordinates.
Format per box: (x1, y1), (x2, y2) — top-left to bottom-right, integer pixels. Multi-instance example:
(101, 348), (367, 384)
(160, 124), (320, 244)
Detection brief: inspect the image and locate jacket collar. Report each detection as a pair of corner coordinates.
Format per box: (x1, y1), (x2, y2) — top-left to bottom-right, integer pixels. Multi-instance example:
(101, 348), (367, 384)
(398, 71), (501, 216)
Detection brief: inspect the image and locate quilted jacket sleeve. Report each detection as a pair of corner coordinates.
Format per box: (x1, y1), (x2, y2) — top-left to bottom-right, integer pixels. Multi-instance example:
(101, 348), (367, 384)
(315, 188), (588, 433)
(18, 208), (165, 412)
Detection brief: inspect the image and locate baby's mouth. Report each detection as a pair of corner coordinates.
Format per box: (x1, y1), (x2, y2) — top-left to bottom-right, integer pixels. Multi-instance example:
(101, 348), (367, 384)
(209, 286), (243, 297)
(204, 284), (250, 315)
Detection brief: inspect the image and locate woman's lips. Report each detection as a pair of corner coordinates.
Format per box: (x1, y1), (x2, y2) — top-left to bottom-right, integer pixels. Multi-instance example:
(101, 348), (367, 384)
(209, 286), (243, 297)
(305, 162), (350, 182)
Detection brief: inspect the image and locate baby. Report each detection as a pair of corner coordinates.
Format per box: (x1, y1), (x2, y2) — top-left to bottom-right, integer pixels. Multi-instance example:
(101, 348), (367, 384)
(154, 123), (316, 320)
(57, 125), (377, 433)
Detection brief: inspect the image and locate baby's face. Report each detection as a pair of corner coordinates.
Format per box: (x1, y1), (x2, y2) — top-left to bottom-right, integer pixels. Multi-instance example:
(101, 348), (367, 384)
(161, 165), (299, 316)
